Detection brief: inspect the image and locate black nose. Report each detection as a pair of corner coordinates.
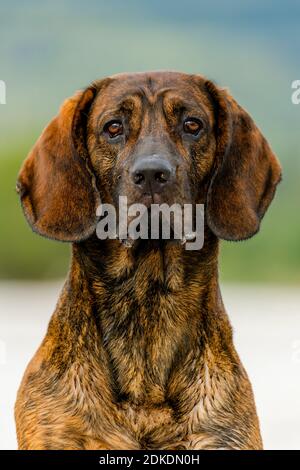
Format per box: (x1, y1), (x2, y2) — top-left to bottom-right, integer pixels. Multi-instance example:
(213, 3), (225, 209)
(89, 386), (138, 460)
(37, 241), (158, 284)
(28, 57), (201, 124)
(131, 156), (174, 193)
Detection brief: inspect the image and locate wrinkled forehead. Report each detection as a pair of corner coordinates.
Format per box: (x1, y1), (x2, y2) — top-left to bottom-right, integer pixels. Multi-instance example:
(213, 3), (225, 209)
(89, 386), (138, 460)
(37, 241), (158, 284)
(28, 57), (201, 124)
(91, 72), (214, 120)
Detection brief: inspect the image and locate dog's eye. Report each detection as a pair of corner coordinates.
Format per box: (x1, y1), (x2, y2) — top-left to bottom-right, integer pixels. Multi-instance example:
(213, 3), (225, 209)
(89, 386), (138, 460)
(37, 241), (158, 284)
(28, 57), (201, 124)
(183, 118), (203, 136)
(104, 120), (123, 138)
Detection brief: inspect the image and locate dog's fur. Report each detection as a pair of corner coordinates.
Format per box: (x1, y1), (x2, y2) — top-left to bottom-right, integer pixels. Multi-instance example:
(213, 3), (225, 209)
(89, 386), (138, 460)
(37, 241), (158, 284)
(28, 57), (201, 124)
(15, 71), (281, 450)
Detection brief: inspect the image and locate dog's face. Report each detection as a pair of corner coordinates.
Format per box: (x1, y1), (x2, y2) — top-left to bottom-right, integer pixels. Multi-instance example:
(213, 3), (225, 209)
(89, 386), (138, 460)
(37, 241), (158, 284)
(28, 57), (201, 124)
(87, 73), (215, 210)
(17, 71), (281, 244)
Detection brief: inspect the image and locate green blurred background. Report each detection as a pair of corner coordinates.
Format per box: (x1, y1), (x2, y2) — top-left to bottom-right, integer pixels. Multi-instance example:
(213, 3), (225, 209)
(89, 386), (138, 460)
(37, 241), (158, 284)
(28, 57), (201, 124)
(0, 0), (299, 282)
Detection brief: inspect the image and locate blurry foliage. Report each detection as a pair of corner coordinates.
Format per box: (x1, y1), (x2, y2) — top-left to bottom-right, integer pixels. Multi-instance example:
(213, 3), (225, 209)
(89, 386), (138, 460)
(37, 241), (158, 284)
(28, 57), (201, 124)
(0, 139), (299, 282)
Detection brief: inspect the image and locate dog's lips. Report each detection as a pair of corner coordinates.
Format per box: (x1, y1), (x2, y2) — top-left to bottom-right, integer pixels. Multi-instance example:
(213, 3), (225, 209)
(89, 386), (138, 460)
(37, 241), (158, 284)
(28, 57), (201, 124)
(145, 192), (168, 206)
(128, 192), (169, 208)
(140, 193), (153, 208)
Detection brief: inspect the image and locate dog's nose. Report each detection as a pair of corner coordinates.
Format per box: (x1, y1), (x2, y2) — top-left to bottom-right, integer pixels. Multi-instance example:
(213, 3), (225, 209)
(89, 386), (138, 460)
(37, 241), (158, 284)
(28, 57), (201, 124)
(131, 156), (174, 193)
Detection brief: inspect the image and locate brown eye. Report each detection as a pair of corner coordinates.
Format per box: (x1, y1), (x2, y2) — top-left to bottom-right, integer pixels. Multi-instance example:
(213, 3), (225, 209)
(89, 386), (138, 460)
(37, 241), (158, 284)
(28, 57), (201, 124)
(183, 118), (203, 136)
(104, 120), (123, 138)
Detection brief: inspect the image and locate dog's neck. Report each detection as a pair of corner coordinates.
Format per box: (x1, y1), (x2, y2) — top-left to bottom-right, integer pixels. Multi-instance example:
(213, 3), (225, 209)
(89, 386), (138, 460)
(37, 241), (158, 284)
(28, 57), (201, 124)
(59, 230), (229, 406)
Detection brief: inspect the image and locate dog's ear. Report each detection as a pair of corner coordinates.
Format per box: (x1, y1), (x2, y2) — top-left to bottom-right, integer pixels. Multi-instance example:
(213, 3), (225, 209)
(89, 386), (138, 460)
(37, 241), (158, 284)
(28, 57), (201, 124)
(17, 85), (101, 242)
(205, 80), (281, 241)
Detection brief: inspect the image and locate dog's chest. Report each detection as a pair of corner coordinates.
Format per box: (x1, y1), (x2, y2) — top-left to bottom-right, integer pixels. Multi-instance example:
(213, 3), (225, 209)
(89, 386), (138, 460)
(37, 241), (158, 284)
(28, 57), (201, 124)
(94, 248), (205, 405)
(78, 249), (234, 448)
(66, 353), (230, 450)
(97, 286), (200, 405)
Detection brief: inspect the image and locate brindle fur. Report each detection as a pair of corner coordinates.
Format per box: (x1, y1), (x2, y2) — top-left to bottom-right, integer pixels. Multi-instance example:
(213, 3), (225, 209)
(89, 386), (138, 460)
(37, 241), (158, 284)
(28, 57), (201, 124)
(15, 72), (281, 450)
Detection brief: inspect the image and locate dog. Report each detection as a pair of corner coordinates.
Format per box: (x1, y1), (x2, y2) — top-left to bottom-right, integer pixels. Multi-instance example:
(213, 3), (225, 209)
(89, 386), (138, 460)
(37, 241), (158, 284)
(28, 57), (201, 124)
(15, 71), (281, 450)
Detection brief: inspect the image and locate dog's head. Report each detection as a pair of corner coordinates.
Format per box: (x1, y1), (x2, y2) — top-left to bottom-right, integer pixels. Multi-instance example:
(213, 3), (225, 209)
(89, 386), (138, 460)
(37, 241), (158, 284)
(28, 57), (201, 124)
(17, 71), (281, 243)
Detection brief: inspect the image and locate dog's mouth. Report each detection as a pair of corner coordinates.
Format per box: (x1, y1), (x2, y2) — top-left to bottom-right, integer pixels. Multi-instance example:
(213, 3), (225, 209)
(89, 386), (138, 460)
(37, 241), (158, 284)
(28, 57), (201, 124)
(137, 192), (164, 207)
(97, 170), (202, 249)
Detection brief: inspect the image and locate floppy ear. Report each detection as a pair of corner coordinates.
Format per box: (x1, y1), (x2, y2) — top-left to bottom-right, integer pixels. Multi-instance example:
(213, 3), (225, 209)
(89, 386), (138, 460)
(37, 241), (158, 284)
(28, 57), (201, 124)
(205, 80), (282, 241)
(17, 85), (101, 242)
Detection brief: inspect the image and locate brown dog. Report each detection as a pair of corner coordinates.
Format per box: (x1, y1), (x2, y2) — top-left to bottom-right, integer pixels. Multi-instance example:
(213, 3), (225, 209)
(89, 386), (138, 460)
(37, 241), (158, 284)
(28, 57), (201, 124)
(15, 71), (281, 450)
